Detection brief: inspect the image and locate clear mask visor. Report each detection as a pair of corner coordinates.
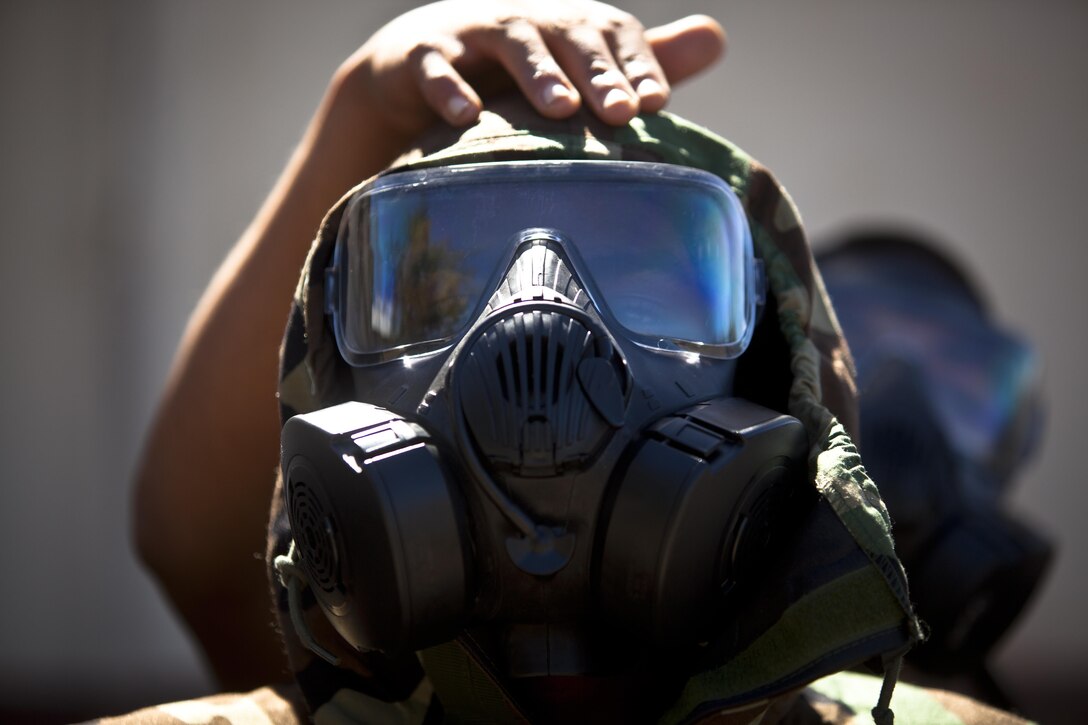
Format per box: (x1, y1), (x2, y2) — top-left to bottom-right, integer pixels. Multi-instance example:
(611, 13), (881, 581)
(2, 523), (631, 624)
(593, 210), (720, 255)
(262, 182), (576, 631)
(328, 160), (759, 366)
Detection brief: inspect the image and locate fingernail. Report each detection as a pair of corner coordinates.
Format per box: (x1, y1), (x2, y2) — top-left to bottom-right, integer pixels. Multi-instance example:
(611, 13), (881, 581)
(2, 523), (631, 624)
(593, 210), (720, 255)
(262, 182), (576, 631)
(603, 87), (633, 110)
(591, 69), (626, 88)
(543, 82), (574, 107)
(636, 78), (665, 98)
(447, 95), (471, 121)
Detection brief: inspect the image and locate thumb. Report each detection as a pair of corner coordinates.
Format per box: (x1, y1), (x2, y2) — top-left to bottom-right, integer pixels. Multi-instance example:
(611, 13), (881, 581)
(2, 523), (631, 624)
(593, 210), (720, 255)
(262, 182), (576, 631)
(646, 14), (727, 85)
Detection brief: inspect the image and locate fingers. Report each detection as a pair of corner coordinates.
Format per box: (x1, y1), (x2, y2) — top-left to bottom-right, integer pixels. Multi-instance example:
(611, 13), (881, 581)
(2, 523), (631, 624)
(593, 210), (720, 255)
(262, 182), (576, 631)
(410, 44), (485, 126)
(546, 23), (641, 125)
(504, 12), (721, 126)
(407, 10), (727, 129)
(484, 16), (663, 126)
(483, 20), (582, 119)
(645, 14), (727, 85)
(605, 18), (671, 114)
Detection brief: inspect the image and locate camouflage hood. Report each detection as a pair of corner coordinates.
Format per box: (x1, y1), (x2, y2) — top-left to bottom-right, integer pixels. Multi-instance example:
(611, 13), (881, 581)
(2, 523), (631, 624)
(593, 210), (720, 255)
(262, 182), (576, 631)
(267, 97), (923, 724)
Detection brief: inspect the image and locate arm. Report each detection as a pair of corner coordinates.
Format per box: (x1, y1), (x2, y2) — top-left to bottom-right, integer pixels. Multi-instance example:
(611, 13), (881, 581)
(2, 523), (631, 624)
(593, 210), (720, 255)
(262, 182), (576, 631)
(132, 1), (725, 690)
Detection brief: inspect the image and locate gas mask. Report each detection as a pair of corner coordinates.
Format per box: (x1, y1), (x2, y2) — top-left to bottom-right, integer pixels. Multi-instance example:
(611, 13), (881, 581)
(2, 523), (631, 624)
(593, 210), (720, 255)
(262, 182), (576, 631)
(277, 160), (812, 676)
(268, 103), (923, 724)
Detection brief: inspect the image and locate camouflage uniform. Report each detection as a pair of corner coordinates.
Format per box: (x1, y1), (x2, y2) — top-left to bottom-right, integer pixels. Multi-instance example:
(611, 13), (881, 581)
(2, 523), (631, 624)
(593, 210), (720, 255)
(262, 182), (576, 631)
(100, 100), (1034, 724)
(93, 674), (1030, 724)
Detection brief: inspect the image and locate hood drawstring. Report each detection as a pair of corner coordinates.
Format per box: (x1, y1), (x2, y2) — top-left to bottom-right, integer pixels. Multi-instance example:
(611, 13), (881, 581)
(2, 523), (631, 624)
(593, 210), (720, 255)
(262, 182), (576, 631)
(274, 540), (341, 666)
(871, 652), (904, 725)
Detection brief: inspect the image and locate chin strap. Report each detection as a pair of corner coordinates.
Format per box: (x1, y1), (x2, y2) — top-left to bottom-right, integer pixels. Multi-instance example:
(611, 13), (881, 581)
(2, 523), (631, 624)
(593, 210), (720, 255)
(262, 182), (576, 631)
(274, 539), (341, 666)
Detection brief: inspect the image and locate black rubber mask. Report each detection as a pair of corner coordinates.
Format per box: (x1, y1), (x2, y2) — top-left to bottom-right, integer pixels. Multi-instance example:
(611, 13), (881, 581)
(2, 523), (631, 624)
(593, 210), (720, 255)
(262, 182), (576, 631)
(279, 219), (810, 680)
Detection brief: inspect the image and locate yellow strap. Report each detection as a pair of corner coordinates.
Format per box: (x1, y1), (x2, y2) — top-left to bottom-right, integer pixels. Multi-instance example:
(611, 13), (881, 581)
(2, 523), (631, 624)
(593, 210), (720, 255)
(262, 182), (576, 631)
(419, 639), (529, 724)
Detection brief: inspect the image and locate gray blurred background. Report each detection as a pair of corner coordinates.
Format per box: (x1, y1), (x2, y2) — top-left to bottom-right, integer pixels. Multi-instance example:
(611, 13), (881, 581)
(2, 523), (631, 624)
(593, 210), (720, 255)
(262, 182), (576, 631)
(1, 1), (1085, 722)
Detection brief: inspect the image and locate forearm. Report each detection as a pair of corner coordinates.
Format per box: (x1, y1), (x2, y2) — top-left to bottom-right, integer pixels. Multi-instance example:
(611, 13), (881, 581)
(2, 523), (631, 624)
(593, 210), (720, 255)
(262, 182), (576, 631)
(132, 69), (404, 688)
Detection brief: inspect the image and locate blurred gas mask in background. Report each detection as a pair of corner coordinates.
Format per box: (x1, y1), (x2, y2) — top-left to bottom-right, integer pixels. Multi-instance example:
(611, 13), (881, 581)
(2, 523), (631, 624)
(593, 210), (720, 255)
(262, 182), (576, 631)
(818, 231), (1052, 674)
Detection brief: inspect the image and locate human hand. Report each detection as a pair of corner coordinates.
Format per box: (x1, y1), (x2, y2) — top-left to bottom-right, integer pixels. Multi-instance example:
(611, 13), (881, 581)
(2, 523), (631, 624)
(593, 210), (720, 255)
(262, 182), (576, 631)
(336, 0), (726, 142)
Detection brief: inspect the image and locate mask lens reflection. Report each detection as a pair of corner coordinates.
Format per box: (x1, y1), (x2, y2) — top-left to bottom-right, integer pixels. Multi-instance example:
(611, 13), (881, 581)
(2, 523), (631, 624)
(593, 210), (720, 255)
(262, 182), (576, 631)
(334, 162), (755, 364)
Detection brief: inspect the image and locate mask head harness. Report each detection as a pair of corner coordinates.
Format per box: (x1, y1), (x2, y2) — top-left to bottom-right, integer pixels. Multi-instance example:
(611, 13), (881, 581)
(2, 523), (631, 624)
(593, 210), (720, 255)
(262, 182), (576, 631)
(276, 160), (813, 676)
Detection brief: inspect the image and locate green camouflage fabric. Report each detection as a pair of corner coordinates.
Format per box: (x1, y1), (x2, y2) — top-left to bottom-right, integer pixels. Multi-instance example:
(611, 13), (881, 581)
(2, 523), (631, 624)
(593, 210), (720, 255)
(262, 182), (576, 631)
(265, 97), (928, 724)
(91, 672), (1034, 725)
